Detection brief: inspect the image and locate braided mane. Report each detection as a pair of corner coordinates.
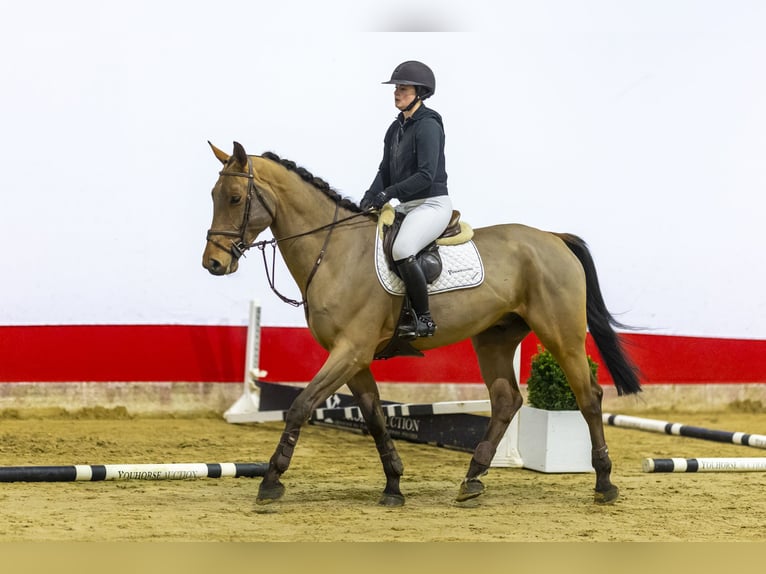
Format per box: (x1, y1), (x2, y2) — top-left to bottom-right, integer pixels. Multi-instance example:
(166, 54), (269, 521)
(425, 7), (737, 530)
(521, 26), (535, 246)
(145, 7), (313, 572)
(261, 151), (364, 214)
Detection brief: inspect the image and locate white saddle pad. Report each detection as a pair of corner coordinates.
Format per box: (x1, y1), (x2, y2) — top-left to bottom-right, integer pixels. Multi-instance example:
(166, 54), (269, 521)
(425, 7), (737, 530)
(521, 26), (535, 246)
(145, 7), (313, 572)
(374, 232), (485, 295)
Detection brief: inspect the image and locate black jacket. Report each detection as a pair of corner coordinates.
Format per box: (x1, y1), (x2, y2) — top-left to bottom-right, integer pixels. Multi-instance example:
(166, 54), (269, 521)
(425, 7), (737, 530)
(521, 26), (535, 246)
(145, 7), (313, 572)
(365, 105), (449, 203)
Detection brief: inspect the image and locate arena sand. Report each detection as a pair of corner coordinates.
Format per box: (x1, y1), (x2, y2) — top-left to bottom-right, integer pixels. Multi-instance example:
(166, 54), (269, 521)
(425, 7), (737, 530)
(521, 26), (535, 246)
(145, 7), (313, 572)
(0, 409), (765, 543)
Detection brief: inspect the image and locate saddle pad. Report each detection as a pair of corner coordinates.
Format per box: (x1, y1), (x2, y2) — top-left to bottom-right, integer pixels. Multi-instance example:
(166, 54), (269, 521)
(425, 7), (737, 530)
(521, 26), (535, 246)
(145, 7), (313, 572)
(374, 232), (485, 295)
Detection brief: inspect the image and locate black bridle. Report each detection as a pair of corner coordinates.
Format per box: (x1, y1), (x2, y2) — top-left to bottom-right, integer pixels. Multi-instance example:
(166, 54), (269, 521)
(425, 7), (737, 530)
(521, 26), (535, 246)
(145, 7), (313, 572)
(205, 156), (371, 308)
(206, 157), (274, 261)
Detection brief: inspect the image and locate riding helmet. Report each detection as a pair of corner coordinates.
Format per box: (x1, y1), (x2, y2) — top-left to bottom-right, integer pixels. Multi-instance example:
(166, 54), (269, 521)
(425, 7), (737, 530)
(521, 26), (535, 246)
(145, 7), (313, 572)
(382, 60), (436, 99)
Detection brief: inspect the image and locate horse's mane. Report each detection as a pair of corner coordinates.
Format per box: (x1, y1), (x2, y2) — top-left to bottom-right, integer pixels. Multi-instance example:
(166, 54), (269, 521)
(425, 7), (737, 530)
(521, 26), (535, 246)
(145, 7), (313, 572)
(260, 151), (365, 214)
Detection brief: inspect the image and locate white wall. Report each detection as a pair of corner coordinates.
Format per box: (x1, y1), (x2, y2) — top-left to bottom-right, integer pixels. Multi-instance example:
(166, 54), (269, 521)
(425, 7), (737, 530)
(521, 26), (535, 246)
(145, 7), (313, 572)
(1, 1), (764, 339)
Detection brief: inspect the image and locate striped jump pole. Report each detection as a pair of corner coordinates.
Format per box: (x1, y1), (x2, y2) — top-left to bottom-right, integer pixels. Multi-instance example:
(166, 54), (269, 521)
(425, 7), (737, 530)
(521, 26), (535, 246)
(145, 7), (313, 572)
(602, 413), (766, 449)
(247, 399), (493, 423)
(643, 457), (766, 473)
(0, 462), (267, 483)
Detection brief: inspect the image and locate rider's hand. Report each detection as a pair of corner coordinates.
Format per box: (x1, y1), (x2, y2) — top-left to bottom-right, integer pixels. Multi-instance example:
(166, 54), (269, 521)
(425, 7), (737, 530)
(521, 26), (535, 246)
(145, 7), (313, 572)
(370, 191), (389, 209)
(360, 191), (388, 210)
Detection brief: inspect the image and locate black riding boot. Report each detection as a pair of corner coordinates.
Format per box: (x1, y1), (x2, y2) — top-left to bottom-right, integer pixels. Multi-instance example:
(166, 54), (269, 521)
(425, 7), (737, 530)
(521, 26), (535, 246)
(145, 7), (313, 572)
(395, 255), (437, 339)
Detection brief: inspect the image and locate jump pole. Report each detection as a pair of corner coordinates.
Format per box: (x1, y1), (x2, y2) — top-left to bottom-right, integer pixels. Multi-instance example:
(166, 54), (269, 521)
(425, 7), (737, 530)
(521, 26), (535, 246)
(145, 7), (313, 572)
(246, 399), (493, 423)
(0, 462), (267, 483)
(603, 413), (766, 449)
(643, 458), (766, 473)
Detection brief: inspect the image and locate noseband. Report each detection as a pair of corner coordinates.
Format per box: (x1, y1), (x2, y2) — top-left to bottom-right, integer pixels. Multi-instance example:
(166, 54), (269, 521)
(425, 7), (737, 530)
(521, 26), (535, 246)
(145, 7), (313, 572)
(206, 157), (275, 261)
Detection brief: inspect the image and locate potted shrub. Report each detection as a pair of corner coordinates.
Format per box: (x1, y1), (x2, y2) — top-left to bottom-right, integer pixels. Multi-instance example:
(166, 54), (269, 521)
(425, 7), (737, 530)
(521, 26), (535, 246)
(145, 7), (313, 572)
(517, 346), (598, 473)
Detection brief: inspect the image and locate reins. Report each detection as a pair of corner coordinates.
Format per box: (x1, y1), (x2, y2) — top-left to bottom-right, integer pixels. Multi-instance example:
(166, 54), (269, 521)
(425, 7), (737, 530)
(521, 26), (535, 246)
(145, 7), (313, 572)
(206, 156), (372, 308)
(252, 202), (342, 308)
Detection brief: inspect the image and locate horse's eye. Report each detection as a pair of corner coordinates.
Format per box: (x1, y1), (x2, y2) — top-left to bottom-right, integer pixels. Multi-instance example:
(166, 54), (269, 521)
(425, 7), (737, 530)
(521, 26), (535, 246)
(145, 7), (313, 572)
(230, 195), (242, 205)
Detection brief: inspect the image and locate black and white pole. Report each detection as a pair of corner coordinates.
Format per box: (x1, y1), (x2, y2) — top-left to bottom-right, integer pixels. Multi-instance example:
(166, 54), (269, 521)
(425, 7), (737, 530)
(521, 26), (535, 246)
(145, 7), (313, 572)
(248, 399), (493, 423)
(603, 413), (766, 449)
(0, 462), (267, 482)
(643, 457), (766, 473)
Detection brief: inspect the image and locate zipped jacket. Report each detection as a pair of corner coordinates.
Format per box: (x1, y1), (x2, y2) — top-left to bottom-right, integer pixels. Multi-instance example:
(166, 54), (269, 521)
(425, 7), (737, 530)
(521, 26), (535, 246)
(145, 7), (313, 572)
(365, 105), (449, 203)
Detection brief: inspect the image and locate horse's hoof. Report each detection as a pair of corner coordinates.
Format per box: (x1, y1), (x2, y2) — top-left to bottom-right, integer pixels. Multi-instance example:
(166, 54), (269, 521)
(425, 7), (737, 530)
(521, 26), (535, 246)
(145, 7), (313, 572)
(456, 478), (485, 502)
(594, 485), (619, 504)
(378, 492), (405, 507)
(256, 481), (286, 505)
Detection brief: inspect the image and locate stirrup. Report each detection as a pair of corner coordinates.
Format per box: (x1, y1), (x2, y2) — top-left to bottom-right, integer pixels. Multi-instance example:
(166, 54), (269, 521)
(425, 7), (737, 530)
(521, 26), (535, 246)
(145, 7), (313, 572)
(398, 313), (436, 339)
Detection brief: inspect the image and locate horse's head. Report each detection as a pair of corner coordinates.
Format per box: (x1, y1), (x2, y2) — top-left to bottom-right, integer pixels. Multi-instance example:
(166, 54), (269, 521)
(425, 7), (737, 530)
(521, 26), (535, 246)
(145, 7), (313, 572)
(203, 141), (276, 275)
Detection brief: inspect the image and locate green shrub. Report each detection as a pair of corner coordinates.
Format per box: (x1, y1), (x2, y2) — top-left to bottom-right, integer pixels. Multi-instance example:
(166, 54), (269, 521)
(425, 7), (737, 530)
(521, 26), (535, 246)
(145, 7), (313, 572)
(526, 346), (599, 410)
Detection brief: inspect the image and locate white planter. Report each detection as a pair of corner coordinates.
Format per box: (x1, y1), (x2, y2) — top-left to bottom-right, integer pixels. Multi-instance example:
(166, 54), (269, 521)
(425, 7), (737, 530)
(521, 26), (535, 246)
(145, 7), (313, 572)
(490, 411), (523, 468)
(517, 406), (594, 473)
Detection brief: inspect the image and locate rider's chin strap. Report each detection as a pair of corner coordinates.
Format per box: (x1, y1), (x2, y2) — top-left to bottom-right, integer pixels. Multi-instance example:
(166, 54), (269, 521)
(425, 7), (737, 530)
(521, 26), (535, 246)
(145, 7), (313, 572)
(402, 95), (421, 112)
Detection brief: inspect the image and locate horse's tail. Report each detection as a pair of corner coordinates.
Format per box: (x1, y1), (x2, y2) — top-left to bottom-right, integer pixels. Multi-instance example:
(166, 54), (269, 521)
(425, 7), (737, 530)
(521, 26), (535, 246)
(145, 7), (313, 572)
(554, 232), (642, 396)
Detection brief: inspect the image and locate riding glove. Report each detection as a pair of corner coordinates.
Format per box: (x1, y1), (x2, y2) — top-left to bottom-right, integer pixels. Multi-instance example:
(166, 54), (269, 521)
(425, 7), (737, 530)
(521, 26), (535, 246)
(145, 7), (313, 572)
(361, 190), (389, 210)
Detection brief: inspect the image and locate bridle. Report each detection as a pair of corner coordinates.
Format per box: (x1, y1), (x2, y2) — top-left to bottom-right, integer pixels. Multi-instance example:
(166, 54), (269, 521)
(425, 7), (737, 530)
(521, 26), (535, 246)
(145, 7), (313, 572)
(205, 156), (371, 308)
(206, 157), (274, 262)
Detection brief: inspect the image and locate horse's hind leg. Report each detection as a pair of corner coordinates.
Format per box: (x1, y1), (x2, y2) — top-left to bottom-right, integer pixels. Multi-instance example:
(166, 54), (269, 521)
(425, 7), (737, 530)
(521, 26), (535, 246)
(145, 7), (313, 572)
(547, 344), (618, 504)
(347, 369), (405, 507)
(457, 322), (526, 502)
(586, 369), (617, 503)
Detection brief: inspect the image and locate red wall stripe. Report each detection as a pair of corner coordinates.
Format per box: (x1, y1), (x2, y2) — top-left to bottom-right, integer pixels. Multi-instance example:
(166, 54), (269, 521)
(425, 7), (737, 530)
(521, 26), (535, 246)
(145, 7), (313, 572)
(0, 325), (247, 383)
(1, 325), (764, 384)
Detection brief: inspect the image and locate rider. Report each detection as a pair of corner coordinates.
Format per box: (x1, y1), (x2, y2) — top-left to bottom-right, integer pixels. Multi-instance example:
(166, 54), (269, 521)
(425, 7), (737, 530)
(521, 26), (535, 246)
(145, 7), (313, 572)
(360, 60), (452, 339)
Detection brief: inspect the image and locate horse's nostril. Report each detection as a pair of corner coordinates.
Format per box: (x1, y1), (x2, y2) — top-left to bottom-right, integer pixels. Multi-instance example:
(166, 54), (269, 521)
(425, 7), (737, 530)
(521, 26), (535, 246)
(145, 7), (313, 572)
(206, 258), (225, 274)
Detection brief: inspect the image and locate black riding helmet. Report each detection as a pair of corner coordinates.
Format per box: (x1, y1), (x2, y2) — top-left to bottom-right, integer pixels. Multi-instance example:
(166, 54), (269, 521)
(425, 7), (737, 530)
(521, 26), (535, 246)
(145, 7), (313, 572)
(382, 60), (436, 101)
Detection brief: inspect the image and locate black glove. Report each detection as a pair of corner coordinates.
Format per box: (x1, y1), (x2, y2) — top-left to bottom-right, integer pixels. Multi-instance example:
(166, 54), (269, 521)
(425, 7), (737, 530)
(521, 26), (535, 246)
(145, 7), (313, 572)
(361, 191), (388, 210)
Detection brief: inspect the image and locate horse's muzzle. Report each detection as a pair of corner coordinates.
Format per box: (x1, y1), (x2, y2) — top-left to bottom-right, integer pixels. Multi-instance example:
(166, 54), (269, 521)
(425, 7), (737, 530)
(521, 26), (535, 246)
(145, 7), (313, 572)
(204, 257), (227, 275)
(203, 251), (239, 275)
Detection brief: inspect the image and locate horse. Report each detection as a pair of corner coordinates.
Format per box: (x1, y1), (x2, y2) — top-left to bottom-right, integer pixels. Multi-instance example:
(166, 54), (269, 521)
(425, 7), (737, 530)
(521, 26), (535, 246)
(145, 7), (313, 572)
(202, 141), (641, 507)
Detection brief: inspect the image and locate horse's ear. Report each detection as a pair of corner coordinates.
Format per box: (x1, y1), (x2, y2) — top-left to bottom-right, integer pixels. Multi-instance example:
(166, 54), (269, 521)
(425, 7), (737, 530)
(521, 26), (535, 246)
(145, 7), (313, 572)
(208, 141), (230, 164)
(232, 141), (248, 167)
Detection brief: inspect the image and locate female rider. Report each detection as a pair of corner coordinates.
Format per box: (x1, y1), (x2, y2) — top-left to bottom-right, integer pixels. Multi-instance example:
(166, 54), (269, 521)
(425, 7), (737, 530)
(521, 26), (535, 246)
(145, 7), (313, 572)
(360, 60), (452, 339)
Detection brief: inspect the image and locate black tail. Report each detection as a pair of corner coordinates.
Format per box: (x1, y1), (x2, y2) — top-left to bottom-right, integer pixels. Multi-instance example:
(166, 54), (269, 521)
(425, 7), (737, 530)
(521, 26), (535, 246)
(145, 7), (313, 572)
(555, 233), (642, 396)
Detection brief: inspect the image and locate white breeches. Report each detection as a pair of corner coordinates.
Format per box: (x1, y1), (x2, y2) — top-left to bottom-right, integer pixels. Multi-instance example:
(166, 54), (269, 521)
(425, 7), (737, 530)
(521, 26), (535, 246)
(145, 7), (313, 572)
(392, 195), (453, 261)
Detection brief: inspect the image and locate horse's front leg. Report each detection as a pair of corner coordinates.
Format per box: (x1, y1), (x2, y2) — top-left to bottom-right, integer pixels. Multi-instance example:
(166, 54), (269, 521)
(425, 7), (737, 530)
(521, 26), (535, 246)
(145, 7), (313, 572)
(256, 341), (370, 505)
(348, 369), (405, 507)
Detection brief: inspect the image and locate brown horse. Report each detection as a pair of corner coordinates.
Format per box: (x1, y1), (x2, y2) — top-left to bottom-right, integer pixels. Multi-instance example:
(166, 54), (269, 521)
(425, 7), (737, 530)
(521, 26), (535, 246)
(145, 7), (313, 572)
(202, 141), (641, 506)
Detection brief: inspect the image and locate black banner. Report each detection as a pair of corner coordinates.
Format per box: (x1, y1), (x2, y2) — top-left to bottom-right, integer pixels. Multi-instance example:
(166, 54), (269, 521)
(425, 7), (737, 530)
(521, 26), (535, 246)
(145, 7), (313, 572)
(257, 382), (487, 452)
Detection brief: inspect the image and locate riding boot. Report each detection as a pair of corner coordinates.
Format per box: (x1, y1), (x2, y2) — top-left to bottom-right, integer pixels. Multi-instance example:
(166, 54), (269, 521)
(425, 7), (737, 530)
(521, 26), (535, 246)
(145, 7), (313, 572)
(395, 255), (437, 339)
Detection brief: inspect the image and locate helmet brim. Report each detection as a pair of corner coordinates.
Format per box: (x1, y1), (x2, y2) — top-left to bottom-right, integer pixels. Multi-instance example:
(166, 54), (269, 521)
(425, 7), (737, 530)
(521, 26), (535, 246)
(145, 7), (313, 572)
(381, 80), (430, 86)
